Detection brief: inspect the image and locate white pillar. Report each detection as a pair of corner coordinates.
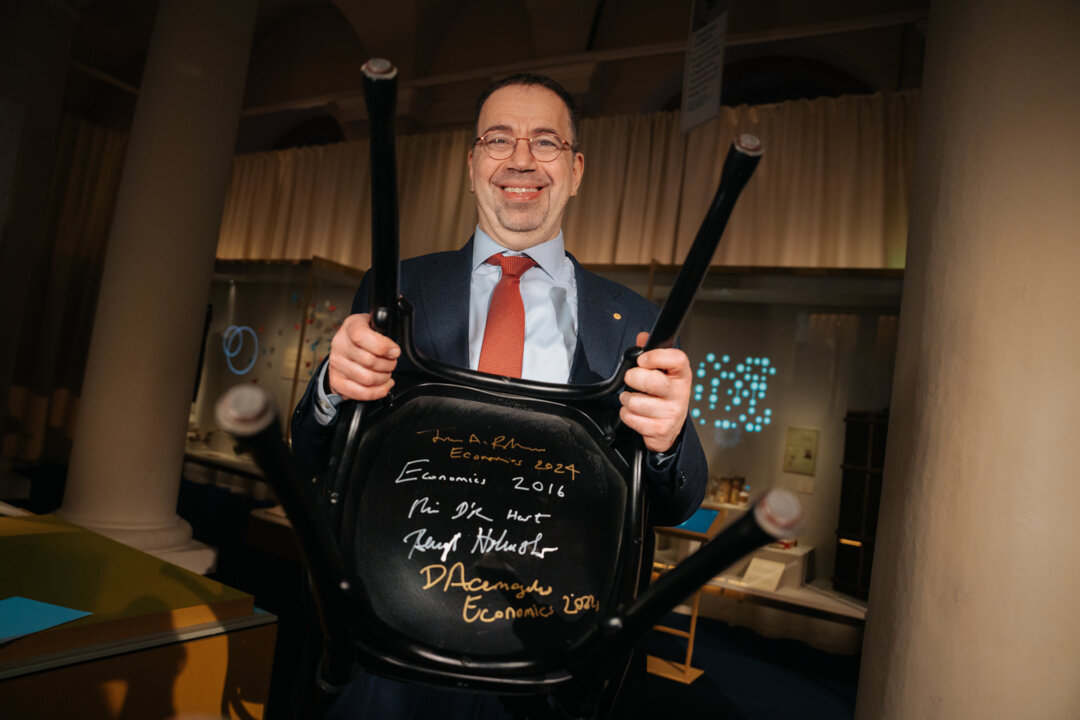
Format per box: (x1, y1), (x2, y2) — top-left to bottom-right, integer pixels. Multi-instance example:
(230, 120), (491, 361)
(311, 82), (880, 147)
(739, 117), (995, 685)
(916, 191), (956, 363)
(856, 1), (1080, 718)
(61, 0), (256, 573)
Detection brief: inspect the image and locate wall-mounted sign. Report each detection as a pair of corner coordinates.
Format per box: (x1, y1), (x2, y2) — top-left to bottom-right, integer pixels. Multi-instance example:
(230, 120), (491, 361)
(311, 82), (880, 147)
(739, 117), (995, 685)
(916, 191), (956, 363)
(681, 0), (729, 133)
(783, 427), (819, 476)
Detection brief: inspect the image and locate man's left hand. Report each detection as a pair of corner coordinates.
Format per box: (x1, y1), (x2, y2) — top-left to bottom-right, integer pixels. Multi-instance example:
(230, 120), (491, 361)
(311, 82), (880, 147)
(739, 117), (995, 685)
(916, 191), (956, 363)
(619, 331), (692, 453)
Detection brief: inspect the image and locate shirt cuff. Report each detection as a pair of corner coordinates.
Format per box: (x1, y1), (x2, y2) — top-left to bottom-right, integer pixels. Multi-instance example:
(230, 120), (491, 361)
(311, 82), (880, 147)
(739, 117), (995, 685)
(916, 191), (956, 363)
(646, 449), (675, 471)
(313, 361), (344, 426)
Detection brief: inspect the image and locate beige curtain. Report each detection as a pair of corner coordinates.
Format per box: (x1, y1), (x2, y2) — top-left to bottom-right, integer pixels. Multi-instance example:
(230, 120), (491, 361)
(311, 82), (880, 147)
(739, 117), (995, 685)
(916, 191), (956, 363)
(4, 116), (127, 462)
(4, 93), (916, 462)
(218, 91), (918, 269)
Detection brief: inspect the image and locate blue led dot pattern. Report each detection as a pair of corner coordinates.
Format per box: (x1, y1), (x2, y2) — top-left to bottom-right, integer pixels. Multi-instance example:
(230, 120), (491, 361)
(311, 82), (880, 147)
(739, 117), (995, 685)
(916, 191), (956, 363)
(690, 352), (776, 434)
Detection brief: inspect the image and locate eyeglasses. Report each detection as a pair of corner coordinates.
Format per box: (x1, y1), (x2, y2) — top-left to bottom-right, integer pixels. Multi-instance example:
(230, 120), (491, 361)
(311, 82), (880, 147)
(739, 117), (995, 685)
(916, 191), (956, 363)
(474, 131), (572, 162)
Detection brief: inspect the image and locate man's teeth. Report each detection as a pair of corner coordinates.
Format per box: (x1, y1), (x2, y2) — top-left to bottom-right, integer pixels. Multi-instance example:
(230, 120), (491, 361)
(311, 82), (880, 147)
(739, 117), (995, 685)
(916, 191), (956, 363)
(504, 187), (539, 193)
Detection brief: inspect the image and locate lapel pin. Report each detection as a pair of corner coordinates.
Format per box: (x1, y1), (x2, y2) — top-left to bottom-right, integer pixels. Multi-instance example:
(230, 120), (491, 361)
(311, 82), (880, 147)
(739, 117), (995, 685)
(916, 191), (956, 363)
(613, 313), (622, 320)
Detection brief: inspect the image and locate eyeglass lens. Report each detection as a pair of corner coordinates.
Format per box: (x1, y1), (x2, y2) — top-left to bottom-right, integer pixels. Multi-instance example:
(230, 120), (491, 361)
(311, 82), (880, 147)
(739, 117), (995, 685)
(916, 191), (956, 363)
(479, 133), (566, 161)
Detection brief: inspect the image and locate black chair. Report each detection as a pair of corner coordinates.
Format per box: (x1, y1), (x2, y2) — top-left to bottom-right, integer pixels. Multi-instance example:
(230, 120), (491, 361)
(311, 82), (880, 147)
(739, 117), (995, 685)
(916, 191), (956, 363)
(216, 59), (799, 719)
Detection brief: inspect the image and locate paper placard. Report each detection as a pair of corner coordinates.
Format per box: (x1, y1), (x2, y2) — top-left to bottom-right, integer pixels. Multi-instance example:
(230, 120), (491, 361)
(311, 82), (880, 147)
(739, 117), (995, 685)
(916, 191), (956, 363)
(783, 427), (819, 476)
(741, 557), (786, 592)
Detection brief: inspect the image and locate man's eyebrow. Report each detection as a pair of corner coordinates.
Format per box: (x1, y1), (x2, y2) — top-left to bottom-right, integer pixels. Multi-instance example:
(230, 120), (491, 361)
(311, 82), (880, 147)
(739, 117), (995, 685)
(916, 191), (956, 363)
(479, 124), (513, 136)
(478, 124), (565, 137)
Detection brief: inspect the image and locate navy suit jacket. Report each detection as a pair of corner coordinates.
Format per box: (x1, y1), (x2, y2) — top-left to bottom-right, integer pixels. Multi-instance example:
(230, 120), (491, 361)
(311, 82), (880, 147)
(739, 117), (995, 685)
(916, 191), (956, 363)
(292, 239), (707, 526)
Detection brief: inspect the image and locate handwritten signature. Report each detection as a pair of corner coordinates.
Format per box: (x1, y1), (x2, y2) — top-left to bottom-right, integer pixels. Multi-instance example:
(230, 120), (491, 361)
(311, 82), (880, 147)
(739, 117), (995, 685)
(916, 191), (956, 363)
(471, 527), (559, 558)
(421, 428), (545, 454)
(402, 528), (461, 561)
(419, 561), (553, 599)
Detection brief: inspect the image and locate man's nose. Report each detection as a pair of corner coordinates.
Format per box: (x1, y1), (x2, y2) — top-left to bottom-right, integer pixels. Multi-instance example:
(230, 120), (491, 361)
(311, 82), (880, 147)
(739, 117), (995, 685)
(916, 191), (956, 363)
(507, 138), (537, 168)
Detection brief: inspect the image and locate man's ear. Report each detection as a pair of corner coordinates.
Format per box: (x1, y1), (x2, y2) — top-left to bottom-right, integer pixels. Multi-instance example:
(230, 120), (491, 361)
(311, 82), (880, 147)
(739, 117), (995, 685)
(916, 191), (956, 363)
(570, 152), (585, 197)
(467, 150), (475, 192)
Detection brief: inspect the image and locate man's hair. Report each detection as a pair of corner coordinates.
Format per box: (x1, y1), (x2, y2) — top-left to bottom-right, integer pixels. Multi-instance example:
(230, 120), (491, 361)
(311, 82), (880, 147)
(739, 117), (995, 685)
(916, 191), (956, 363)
(473, 73), (580, 152)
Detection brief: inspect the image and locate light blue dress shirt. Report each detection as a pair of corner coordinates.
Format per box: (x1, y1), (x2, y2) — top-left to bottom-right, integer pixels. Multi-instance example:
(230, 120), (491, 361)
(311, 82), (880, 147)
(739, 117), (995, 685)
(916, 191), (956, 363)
(468, 227), (577, 383)
(314, 227), (578, 424)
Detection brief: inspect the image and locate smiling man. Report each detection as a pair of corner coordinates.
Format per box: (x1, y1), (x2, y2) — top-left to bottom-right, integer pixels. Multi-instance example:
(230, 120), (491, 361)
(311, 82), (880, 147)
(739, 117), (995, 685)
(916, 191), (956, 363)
(469, 82), (584, 250)
(291, 73), (707, 720)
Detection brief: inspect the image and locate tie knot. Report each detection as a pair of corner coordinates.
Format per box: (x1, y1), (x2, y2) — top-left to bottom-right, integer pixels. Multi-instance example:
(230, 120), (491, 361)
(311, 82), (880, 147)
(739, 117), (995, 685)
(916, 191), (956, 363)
(487, 253), (537, 279)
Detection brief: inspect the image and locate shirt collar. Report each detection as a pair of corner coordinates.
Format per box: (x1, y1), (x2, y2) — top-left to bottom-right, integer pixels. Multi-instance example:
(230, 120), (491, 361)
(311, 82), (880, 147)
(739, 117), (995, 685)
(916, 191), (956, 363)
(472, 226), (567, 281)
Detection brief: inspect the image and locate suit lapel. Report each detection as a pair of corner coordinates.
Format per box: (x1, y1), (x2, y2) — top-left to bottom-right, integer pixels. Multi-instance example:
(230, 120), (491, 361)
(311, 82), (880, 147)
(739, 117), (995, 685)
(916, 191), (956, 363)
(409, 239), (473, 368)
(569, 256), (634, 384)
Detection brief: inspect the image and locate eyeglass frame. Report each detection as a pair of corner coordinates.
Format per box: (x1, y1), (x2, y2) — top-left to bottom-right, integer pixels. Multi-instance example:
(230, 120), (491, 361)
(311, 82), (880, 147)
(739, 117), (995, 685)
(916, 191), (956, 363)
(473, 131), (576, 162)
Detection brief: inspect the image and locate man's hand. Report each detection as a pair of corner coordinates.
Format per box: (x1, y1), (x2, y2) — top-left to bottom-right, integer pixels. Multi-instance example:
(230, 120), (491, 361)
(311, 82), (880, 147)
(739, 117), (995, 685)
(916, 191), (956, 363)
(619, 331), (692, 453)
(326, 313), (401, 402)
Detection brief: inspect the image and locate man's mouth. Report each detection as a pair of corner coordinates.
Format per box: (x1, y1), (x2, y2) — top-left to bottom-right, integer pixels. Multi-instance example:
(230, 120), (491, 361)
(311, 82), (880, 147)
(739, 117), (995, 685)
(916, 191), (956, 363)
(499, 184), (545, 201)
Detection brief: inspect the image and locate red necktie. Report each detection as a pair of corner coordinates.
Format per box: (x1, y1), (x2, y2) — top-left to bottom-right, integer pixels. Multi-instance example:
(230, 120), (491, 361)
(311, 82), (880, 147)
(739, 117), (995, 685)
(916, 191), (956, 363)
(478, 253), (537, 378)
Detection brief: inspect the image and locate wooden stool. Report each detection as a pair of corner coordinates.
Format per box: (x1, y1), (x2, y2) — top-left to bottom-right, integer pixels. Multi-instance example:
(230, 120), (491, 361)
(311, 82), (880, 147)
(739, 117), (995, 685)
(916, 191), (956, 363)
(647, 507), (727, 684)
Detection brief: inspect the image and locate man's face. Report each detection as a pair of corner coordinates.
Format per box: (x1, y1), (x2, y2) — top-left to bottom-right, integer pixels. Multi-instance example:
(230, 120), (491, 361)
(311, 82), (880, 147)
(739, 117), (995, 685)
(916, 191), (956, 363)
(468, 84), (585, 252)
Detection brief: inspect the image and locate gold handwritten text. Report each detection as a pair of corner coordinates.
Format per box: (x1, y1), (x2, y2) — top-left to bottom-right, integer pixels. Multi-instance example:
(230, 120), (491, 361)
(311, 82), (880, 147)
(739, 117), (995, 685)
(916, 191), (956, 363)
(462, 594), (555, 624)
(420, 562), (553, 600)
(449, 446), (523, 467)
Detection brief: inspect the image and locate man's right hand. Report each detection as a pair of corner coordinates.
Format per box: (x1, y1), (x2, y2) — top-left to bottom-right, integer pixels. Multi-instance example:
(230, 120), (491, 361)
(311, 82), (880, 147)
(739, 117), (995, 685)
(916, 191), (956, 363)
(326, 313), (401, 401)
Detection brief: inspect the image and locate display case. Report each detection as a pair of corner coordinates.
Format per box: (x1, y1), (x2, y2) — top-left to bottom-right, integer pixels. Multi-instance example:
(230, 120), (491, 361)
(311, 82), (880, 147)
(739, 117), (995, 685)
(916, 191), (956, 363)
(185, 257), (364, 482)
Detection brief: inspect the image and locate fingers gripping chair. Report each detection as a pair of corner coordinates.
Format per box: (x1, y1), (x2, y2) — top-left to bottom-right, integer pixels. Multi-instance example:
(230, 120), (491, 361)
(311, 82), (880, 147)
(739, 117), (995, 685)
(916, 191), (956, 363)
(217, 59), (799, 719)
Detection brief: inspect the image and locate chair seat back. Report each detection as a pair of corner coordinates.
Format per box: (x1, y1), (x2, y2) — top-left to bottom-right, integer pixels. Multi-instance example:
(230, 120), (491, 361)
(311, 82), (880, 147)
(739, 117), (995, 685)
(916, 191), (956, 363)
(340, 382), (640, 684)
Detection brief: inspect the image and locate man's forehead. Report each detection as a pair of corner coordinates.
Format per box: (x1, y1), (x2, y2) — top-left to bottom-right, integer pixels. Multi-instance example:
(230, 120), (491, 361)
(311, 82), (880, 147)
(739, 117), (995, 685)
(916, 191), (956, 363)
(477, 84), (572, 134)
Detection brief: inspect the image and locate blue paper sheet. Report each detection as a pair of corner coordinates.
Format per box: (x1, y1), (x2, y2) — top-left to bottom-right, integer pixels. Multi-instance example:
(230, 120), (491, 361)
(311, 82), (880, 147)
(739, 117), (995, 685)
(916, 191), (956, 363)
(0, 596), (92, 644)
(671, 508), (718, 535)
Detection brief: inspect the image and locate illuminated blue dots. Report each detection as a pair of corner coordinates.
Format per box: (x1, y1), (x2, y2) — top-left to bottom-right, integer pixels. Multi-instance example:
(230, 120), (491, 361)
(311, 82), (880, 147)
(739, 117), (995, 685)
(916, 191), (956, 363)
(689, 350), (775, 435)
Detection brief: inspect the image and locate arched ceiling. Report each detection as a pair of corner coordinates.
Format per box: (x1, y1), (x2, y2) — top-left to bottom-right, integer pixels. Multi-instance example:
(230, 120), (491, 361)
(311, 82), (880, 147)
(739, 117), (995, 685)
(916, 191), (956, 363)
(64, 0), (927, 150)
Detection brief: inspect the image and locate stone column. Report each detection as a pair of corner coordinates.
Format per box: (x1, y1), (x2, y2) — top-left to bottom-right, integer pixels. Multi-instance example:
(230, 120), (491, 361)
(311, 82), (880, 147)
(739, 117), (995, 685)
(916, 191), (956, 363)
(61, 0), (256, 573)
(856, 1), (1080, 718)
